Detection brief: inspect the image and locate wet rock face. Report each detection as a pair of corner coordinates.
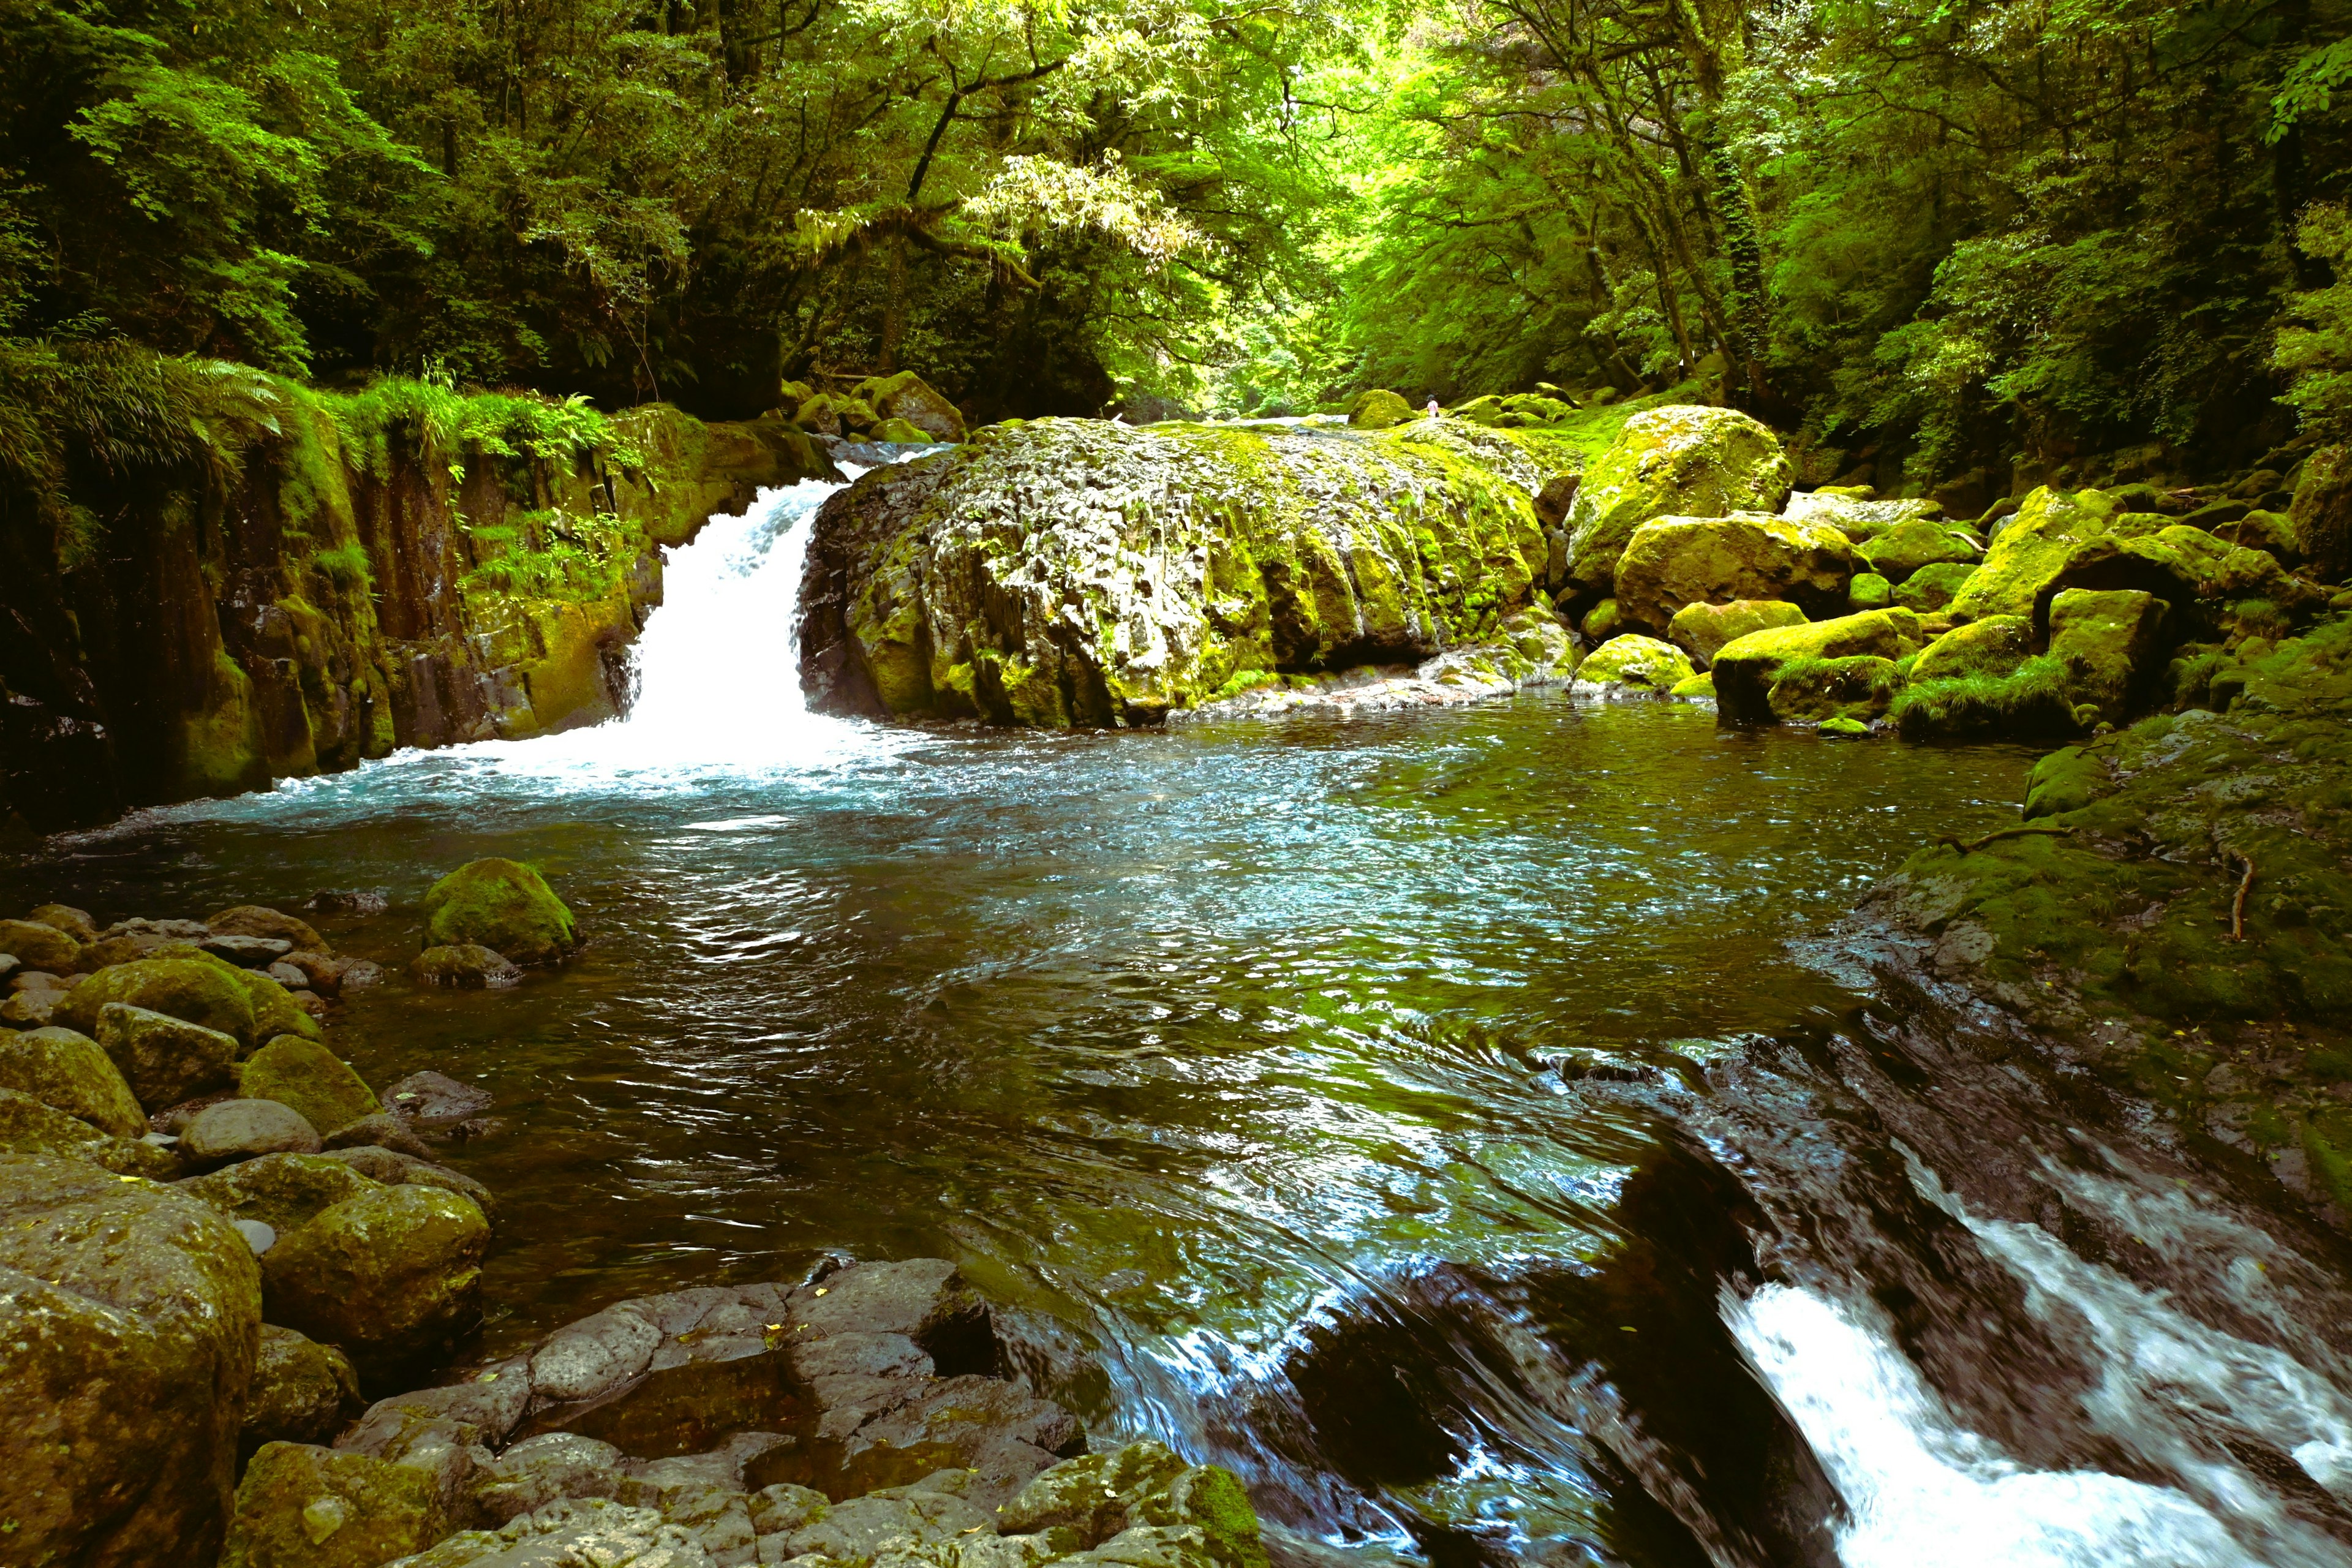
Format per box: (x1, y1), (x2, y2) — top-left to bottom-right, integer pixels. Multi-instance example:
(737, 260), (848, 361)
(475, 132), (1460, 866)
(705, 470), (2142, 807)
(798, 417), (1575, 729)
(0, 1152), (263, 1567)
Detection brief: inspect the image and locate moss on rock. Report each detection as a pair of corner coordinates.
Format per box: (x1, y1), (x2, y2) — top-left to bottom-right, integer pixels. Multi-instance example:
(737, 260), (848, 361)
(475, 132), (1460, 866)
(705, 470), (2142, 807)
(262, 1183), (489, 1379)
(59, 956), (257, 1047)
(1947, 486), (2118, 622)
(0, 1025), (146, 1136)
(96, 1001), (241, 1109)
(242, 1325), (362, 1453)
(1573, 635), (1696, 696)
(1710, 608), (1921, 725)
(1665, 598), (1809, 666)
(179, 1150), (382, 1234)
(1613, 512), (1855, 631)
(218, 1441), (457, 1568)
(1561, 406), (1793, 596)
(238, 1036), (380, 1134)
(1348, 390), (1414, 429)
(0, 917), (83, 972)
(423, 858), (576, 965)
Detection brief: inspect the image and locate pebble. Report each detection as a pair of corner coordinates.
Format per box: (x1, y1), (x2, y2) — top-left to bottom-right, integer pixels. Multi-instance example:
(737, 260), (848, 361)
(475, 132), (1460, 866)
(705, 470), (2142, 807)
(235, 1218), (278, 1255)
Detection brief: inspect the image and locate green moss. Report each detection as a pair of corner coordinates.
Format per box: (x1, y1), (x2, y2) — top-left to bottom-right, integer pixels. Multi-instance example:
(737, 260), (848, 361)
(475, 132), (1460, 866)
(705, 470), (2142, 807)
(1891, 654), (2084, 741)
(421, 858), (576, 965)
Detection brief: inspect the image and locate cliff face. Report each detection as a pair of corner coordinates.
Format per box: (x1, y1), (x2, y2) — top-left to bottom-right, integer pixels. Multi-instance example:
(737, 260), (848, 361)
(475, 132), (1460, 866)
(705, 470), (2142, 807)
(0, 390), (832, 831)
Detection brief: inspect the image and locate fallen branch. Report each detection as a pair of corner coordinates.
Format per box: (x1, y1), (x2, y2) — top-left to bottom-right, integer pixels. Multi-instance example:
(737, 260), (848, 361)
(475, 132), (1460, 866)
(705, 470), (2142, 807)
(1937, 824), (2077, 855)
(2226, 850), (2255, 941)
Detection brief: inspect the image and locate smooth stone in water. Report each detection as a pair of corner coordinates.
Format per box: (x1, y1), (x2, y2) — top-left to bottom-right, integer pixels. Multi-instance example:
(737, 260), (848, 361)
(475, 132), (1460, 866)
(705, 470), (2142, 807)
(203, 934), (295, 968)
(412, 944), (523, 989)
(382, 1069), (494, 1127)
(185, 1099), (324, 1164)
(339, 959), (385, 990)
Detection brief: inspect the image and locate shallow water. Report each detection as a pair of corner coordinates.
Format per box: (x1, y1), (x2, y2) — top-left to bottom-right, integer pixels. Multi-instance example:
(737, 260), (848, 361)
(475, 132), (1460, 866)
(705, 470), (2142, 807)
(15, 482), (2349, 1566)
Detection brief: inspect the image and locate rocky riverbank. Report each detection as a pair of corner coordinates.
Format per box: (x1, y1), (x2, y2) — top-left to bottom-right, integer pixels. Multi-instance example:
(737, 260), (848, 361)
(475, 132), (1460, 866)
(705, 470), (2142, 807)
(0, 870), (1278, 1568)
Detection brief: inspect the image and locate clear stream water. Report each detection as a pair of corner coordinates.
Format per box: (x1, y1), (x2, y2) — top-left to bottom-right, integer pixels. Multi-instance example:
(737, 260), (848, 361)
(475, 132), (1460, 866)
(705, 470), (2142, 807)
(10, 478), (2352, 1568)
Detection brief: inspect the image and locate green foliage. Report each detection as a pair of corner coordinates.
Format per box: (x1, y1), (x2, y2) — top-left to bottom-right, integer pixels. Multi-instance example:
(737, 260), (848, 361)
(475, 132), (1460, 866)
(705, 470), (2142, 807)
(330, 381), (630, 483)
(2278, 204), (2352, 442)
(311, 541), (371, 589)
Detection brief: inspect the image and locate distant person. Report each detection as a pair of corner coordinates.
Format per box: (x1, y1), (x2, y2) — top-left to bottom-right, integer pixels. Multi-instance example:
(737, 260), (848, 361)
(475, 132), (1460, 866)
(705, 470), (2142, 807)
(1425, 399), (1440, 418)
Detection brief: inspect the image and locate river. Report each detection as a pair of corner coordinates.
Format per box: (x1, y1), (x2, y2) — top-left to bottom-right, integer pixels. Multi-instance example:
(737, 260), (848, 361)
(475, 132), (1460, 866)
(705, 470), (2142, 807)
(9, 475), (2350, 1567)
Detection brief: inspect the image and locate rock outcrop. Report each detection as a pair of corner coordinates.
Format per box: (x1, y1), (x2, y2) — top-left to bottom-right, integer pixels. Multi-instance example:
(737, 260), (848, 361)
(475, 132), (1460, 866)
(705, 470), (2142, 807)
(1, 390), (836, 831)
(798, 417), (1583, 728)
(1611, 512), (1854, 630)
(1560, 406), (1793, 597)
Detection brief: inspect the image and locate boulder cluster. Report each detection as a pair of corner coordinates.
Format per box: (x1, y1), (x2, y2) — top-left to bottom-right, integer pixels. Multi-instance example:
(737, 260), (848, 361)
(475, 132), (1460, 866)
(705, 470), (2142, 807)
(1555, 407), (2352, 739)
(409, 859), (580, 990)
(789, 373), (968, 447)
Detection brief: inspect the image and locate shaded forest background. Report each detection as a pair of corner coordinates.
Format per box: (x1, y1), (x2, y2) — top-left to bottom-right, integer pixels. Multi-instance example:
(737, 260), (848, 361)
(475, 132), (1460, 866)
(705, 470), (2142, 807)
(5, 0), (2352, 492)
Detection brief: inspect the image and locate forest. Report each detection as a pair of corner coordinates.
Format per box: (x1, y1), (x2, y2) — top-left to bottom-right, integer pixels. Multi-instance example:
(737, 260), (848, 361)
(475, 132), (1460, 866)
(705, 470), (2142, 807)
(4, 0), (2351, 494)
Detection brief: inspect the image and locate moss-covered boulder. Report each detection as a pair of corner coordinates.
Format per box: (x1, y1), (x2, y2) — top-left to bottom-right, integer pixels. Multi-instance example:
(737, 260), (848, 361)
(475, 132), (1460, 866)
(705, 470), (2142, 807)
(1670, 671), (1716, 701)
(1613, 513), (1856, 630)
(184, 1098), (324, 1166)
(0, 1025), (145, 1136)
(799, 416), (1577, 728)
(1710, 608), (1921, 725)
(851, 371), (967, 443)
(1849, 571), (1893, 610)
(1857, 516), (1985, 581)
(263, 1184), (489, 1379)
(0, 1153), (262, 1566)
(1910, 616), (2034, 685)
(59, 955), (257, 1047)
(239, 1036), (380, 1134)
(231, 962), (324, 1044)
(179, 1150), (382, 1234)
(243, 1325), (362, 1453)
(1760, 655), (1904, 725)
(1782, 491), (1943, 544)
(1946, 486), (2119, 622)
(1894, 560), (1979, 613)
(2046, 587), (2169, 726)
(1561, 406), (1793, 596)
(2290, 443), (2351, 582)
(28, 903), (97, 943)
(0, 1084), (180, 1175)
(217, 1441), (458, 1568)
(1889, 655), (2081, 742)
(209, 907), (326, 952)
(1000, 1440), (1270, 1568)
(1665, 599), (1808, 666)
(0, 917), (82, 973)
(97, 1000), (241, 1109)
(423, 859), (577, 965)
(1348, 389), (1414, 429)
(1572, 635), (1696, 697)
(868, 417), (930, 443)
(1581, 598), (1623, 641)
(2030, 524), (2324, 642)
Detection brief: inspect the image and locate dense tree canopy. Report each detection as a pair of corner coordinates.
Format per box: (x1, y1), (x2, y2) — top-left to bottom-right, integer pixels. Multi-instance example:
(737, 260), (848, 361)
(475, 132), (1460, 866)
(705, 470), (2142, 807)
(2, 0), (2350, 483)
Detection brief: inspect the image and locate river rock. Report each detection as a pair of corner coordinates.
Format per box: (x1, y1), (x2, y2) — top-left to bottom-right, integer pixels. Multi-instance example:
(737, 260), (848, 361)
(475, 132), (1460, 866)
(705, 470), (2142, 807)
(474, 1431), (628, 1523)
(0, 1152), (262, 1566)
(1910, 616), (2034, 685)
(1856, 516), (1985, 581)
(239, 1035), (380, 1134)
(97, 1000), (241, 1109)
(0, 984), (63, 1027)
(1571, 635), (1695, 698)
(1347, 390), (1414, 430)
(341, 959), (386, 990)
(2291, 443), (2352, 582)
(1561, 407), (1793, 597)
(1946, 486), (2120, 621)
(1895, 560), (1978, 612)
(230, 960), (326, 1044)
(1711, 608), (1922, 726)
(28, 903), (98, 943)
(1000, 1441), (1269, 1568)
(265, 961), (310, 990)
(264, 1183), (490, 1381)
(205, 933), (296, 968)
(424, 859), (578, 966)
(384, 1069), (496, 1127)
(414, 944), (526, 989)
(0, 1023), (146, 1136)
(2046, 587), (2169, 726)
(219, 1441), (463, 1568)
(63, 956), (258, 1048)
(280, 950), (351, 992)
(853, 372), (967, 443)
(0, 1084), (180, 1175)
(1847, 571), (1893, 610)
(0, 917), (82, 974)
(1613, 513), (1855, 630)
(306, 889), (391, 917)
(325, 1111), (435, 1158)
(244, 1323), (363, 1452)
(210, 905), (328, 952)
(315, 1144), (499, 1223)
(2030, 524), (2323, 641)
(184, 1099), (325, 1164)
(388, 1497), (715, 1567)
(799, 417), (1566, 728)
(1781, 491), (1943, 543)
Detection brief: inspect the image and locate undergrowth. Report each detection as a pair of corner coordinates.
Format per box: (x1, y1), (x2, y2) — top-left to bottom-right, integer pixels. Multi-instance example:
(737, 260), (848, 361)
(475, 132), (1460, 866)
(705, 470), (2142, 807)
(1891, 654), (2086, 740)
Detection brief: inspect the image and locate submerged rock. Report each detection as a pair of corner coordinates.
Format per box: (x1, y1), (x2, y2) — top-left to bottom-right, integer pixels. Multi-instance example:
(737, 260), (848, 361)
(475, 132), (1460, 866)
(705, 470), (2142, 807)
(1561, 406), (1793, 597)
(0, 1152), (262, 1566)
(799, 416), (1573, 729)
(413, 944), (525, 989)
(423, 860), (578, 967)
(383, 1069), (497, 1127)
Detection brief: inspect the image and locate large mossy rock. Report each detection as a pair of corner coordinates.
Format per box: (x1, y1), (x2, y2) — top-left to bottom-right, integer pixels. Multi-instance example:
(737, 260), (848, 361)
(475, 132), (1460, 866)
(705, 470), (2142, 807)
(243, 1324), (363, 1452)
(851, 372), (967, 443)
(1710, 608), (1921, 725)
(262, 1184), (489, 1381)
(97, 1001), (241, 1109)
(59, 956), (257, 1048)
(1665, 600), (1809, 665)
(1857, 516), (1985, 581)
(1348, 389), (1414, 429)
(1000, 1440), (1270, 1568)
(423, 859), (577, 966)
(0, 1085), (179, 1175)
(238, 1036), (380, 1134)
(1613, 513), (1855, 630)
(0, 1025), (146, 1136)
(1895, 560), (1979, 613)
(1572, 635), (1695, 696)
(2291, 445), (2352, 582)
(1945, 486), (2119, 621)
(179, 1150), (381, 1234)
(219, 1441), (460, 1568)
(797, 416), (1576, 728)
(2046, 587), (2169, 726)
(2029, 524), (2324, 641)
(0, 1152), (262, 1566)
(0, 917), (83, 973)
(1909, 616), (2034, 685)
(1561, 405), (1793, 596)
